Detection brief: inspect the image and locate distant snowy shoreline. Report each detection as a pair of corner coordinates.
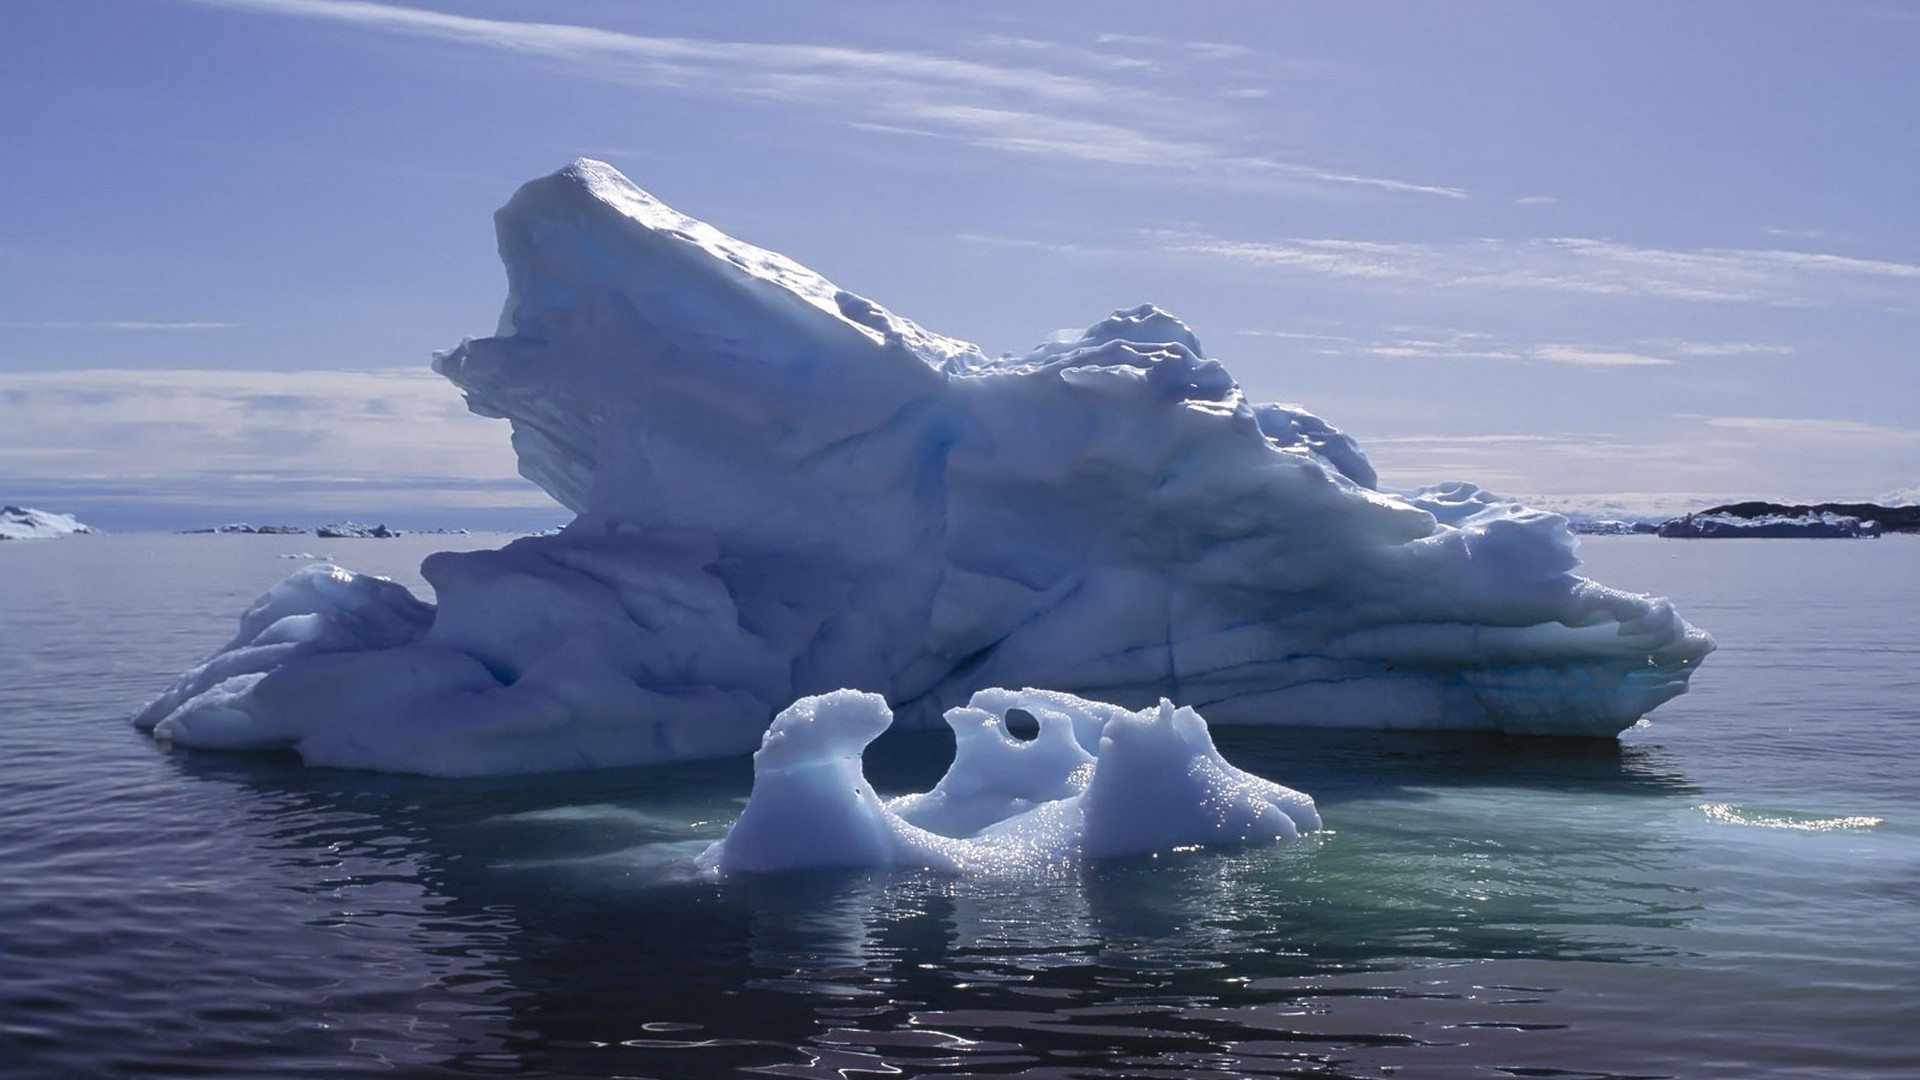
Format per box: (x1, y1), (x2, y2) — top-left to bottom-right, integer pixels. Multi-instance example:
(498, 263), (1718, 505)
(175, 522), (470, 539)
(1563, 500), (1918, 538)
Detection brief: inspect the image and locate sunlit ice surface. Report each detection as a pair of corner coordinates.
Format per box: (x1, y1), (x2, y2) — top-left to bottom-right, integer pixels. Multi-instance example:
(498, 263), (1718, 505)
(699, 688), (1320, 875)
(133, 161), (1709, 775)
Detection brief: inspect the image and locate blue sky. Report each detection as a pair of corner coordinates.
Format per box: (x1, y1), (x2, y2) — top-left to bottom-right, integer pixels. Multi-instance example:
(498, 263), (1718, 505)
(4, 0), (1916, 529)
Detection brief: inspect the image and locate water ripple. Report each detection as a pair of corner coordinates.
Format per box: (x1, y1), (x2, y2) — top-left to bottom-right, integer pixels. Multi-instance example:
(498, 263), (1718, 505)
(1696, 803), (1884, 831)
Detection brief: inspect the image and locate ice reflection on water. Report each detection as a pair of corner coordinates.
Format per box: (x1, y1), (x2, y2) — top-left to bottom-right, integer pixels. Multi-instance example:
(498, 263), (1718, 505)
(5, 535), (1917, 1079)
(117, 726), (1707, 1079)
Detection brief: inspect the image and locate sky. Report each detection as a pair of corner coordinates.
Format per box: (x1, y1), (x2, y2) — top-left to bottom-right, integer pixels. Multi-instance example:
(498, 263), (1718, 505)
(4, 0), (1917, 530)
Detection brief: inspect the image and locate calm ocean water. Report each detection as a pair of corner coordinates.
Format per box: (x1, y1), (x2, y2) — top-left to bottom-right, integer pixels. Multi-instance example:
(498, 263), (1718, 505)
(1, 533), (1915, 1079)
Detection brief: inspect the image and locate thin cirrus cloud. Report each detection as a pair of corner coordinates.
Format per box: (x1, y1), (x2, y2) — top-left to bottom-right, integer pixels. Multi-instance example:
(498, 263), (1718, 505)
(1521, 344), (1671, 367)
(1649, 340), (1794, 357)
(191, 0), (1465, 200)
(1356, 417), (1915, 511)
(1694, 415), (1920, 440)
(881, 106), (1472, 199)
(1366, 339), (1670, 366)
(1238, 327), (1677, 367)
(1091, 32), (1252, 61)
(1155, 231), (1920, 307)
(3, 320), (234, 330)
(0, 367), (537, 506)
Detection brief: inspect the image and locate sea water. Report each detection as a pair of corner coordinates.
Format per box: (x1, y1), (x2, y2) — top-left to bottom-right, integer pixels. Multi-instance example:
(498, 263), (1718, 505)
(0, 533), (1914, 1078)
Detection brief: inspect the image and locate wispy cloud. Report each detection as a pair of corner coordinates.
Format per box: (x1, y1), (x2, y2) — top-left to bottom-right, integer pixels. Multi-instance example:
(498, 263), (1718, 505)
(1882, 484), (1920, 504)
(1359, 414), (1918, 509)
(0, 368), (542, 518)
(1370, 340), (1669, 367)
(1761, 225), (1839, 242)
(1693, 415), (1920, 440)
(193, 0), (1465, 200)
(1650, 340), (1794, 357)
(1238, 159), (1468, 200)
(1237, 326), (1795, 362)
(1091, 32), (1253, 62)
(1154, 230), (1920, 308)
(4, 320), (234, 330)
(1238, 326), (1675, 367)
(955, 232), (1116, 258)
(902, 104), (1209, 167)
(1233, 328), (1354, 343)
(1530, 344), (1672, 367)
(1365, 433), (1579, 447)
(973, 34), (1161, 74)
(1515, 195), (1558, 206)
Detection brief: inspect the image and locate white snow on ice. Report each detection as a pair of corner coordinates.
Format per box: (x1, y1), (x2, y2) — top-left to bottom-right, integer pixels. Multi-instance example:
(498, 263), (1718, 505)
(1, 506), (95, 540)
(135, 159), (1712, 775)
(699, 688), (1320, 875)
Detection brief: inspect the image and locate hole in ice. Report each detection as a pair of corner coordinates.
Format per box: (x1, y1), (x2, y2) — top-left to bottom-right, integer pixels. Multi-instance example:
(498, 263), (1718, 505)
(1003, 707), (1040, 742)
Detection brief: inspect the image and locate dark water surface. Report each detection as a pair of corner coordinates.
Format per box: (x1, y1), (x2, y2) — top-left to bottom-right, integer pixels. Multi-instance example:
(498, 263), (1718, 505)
(2, 534), (1915, 1078)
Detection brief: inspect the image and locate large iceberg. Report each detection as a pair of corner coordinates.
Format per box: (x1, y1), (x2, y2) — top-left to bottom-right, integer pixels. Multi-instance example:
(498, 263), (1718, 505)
(700, 689), (1320, 875)
(135, 160), (1711, 775)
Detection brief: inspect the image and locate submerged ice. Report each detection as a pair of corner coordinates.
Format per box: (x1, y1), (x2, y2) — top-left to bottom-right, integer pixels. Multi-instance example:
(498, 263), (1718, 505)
(135, 159), (1711, 775)
(700, 689), (1320, 875)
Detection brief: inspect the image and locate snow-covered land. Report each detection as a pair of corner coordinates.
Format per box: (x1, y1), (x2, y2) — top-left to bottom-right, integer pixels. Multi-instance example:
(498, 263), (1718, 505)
(701, 688), (1319, 874)
(181, 523), (467, 537)
(1566, 518), (1659, 536)
(1658, 512), (1880, 539)
(316, 522), (404, 539)
(184, 524), (308, 535)
(1657, 507), (1892, 538)
(135, 160), (1712, 775)
(1, 506), (96, 540)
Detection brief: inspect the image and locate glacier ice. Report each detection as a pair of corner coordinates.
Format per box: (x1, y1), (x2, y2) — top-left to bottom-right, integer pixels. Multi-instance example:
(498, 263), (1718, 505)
(699, 688), (1320, 875)
(134, 159), (1712, 775)
(1, 506), (95, 540)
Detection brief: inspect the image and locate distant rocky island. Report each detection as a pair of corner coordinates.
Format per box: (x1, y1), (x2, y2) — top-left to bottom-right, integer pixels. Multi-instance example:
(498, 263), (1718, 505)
(1566, 501), (1916, 538)
(179, 522), (470, 538)
(1565, 518), (1660, 536)
(1654, 501), (1916, 539)
(0, 505), (96, 540)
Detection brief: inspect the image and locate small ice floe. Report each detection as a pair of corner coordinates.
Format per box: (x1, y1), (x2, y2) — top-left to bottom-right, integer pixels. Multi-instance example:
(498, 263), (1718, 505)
(698, 688), (1320, 875)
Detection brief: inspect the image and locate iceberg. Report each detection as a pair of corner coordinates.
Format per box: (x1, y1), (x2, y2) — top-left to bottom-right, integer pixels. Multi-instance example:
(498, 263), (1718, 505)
(135, 160), (1711, 775)
(316, 522), (405, 539)
(1, 505), (95, 540)
(699, 688), (1320, 875)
